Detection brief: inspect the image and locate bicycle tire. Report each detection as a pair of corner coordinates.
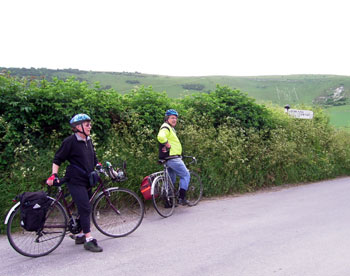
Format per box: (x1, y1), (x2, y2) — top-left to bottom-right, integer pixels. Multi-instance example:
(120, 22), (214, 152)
(187, 171), (203, 206)
(152, 175), (176, 218)
(7, 199), (67, 257)
(92, 187), (144, 238)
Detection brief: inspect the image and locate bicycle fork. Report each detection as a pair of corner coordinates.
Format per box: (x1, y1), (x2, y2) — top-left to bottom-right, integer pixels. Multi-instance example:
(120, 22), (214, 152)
(102, 189), (121, 215)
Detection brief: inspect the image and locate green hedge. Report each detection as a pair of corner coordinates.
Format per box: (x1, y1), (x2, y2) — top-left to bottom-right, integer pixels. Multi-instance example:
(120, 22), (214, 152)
(1, 75), (350, 233)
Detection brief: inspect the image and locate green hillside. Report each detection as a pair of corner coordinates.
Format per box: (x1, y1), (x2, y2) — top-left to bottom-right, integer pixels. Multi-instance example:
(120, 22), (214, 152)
(1, 67), (349, 128)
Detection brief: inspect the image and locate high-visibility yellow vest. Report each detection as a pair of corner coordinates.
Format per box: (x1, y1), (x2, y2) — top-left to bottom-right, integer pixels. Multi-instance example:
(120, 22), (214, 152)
(157, 122), (182, 159)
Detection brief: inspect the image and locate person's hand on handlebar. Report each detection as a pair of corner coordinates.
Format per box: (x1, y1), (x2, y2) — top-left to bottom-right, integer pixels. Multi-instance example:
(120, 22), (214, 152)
(47, 173), (59, 186)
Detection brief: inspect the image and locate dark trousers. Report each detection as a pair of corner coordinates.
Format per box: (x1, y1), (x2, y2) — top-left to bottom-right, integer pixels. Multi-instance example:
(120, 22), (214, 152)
(67, 182), (92, 234)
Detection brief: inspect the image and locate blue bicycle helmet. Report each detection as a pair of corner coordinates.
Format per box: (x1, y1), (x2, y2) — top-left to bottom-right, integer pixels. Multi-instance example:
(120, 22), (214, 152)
(165, 109), (178, 117)
(70, 114), (91, 127)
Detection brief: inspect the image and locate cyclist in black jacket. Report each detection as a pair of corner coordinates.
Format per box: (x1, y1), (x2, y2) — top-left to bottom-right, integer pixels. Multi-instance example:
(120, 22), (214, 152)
(46, 114), (103, 252)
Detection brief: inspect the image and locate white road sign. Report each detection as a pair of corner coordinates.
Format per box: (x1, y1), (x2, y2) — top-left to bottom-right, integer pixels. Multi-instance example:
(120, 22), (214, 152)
(287, 109), (314, 119)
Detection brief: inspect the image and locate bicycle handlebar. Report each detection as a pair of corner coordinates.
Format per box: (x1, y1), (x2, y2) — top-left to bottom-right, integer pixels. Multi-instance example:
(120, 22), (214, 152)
(102, 160), (127, 182)
(51, 160), (127, 187)
(182, 155), (197, 165)
(53, 178), (66, 186)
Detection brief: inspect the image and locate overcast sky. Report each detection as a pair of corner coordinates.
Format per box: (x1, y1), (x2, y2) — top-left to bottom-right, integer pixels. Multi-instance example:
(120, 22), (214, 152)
(1, 0), (349, 77)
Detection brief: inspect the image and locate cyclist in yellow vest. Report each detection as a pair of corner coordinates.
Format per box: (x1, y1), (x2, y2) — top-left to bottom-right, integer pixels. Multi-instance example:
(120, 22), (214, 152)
(157, 109), (190, 205)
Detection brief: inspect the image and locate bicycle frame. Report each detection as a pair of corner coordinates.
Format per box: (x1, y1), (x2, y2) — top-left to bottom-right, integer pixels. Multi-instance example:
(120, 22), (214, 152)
(151, 156), (196, 197)
(150, 164), (175, 198)
(150, 155), (203, 218)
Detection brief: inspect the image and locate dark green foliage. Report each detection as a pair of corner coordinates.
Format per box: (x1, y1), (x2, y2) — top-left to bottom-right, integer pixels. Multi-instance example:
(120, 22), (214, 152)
(121, 86), (174, 133)
(181, 85), (273, 130)
(0, 76), (121, 143)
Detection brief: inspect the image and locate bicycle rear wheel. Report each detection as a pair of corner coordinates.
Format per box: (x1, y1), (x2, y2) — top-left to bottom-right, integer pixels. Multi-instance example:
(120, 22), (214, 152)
(187, 171), (203, 206)
(152, 175), (176, 218)
(7, 199), (67, 257)
(92, 188), (144, 238)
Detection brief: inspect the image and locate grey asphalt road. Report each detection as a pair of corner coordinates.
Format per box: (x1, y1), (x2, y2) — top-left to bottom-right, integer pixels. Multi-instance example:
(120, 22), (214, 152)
(1, 177), (350, 276)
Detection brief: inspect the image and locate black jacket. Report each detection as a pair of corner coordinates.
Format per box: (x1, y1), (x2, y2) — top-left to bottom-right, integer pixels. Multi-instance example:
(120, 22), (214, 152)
(53, 134), (98, 185)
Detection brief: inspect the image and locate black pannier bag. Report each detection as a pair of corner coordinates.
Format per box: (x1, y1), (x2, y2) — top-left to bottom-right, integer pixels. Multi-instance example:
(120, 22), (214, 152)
(18, 191), (51, 231)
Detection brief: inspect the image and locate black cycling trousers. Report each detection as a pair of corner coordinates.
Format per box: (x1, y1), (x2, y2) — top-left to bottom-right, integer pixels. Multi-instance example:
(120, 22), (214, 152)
(67, 183), (92, 234)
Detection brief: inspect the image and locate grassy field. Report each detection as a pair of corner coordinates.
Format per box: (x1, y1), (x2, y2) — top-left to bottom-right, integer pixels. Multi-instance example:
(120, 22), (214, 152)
(325, 105), (350, 129)
(2, 67), (350, 128)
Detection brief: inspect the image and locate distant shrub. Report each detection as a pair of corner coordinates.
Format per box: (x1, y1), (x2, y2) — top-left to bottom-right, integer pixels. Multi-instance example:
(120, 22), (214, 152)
(126, 80), (140, 84)
(181, 83), (205, 91)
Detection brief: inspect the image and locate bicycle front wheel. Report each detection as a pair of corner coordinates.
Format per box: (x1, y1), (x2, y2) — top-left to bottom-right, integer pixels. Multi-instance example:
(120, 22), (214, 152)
(187, 171), (203, 206)
(152, 175), (176, 218)
(92, 188), (144, 238)
(7, 199), (67, 257)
